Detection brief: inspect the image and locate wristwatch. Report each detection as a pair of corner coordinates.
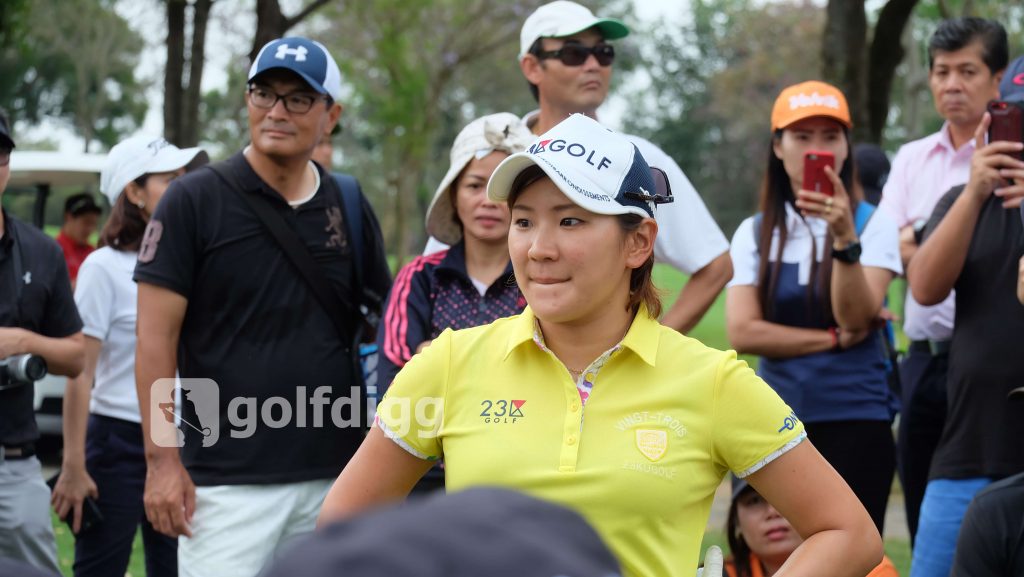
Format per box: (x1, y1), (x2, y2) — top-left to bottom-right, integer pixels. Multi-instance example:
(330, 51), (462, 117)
(912, 218), (928, 245)
(832, 240), (862, 264)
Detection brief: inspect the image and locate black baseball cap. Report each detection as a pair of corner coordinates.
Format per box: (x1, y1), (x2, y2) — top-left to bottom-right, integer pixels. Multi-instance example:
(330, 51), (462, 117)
(262, 487), (622, 577)
(0, 109), (14, 149)
(64, 193), (102, 217)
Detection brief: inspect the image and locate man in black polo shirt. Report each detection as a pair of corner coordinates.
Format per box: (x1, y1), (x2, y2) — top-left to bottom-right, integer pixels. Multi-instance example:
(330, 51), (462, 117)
(133, 38), (390, 577)
(907, 60), (1024, 576)
(0, 110), (85, 571)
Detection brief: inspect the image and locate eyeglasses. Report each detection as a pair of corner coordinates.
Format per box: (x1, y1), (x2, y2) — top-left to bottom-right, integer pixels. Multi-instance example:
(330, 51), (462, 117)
(247, 85), (330, 114)
(535, 43), (615, 67)
(0, 148), (10, 167)
(624, 167), (674, 206)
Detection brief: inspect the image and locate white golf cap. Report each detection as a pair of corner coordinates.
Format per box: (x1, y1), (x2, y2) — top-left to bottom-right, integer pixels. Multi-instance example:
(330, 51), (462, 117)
(488, 114), (658, 218)
(519, 1), (629, 58)
(100, 135), (208, 206)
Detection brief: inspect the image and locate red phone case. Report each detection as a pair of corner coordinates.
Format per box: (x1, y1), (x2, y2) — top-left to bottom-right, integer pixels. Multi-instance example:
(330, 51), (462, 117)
(803, 151), (836, 196)
(988, 100), (1024, 161)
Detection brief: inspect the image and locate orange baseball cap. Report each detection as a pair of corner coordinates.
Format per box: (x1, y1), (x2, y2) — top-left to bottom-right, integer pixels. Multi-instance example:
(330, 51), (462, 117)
(771, 80), (852, 131)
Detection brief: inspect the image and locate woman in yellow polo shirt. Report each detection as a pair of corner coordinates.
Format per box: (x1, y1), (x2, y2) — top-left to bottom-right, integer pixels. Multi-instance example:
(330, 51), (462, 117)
(318, 114), (881, 577)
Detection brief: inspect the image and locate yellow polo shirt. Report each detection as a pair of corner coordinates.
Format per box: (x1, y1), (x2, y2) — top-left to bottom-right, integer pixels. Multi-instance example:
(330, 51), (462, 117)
(377, 307), (805, 577)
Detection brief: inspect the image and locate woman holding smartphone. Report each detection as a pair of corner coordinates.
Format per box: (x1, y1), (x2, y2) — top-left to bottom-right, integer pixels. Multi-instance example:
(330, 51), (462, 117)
(724, 81), (901, 534)
(50, 136), (206, 577)
(320, 114), (882, 577)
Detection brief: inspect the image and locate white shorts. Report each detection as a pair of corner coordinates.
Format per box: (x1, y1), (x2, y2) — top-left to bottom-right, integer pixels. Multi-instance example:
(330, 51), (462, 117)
(178, 478), (332, 577)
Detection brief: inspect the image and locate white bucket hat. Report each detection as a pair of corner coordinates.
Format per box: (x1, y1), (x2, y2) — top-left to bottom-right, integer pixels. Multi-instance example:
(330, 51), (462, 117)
(425, 113), (533, 245)
(100, 135), (208, 206)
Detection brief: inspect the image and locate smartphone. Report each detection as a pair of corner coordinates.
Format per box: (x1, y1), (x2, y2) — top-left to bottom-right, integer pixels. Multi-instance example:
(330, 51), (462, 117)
(803, 151), (836, 196)
(988, 100), (1024, 161)
(47, 472), (104, 533)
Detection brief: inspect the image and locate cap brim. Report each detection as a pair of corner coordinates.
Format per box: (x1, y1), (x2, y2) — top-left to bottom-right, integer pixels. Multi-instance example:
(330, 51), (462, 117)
(250, 68), (330, 100)
(557, 18), (629, 41)
(149, 147), (209, 175)
(0, 134), (14, 149)
(488, 152), (646, 218)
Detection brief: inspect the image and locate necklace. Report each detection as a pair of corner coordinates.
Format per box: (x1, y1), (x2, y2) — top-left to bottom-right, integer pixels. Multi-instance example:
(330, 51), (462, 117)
(565, 365), (586, 377)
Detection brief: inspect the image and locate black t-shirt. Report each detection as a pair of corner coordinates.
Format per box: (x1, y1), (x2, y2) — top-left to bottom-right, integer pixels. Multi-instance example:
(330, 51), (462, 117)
(924, 186), (1024, 480)
(0, 211), (83, 445)
(952, 471), (1024, 576)
(133, 152), (391, 485)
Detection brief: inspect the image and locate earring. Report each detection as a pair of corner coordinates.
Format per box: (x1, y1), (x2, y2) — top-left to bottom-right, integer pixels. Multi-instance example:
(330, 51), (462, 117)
(137, 201), (146, 209)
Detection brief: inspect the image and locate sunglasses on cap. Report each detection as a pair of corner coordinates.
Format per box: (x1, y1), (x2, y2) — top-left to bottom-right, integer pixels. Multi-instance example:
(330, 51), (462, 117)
(535, 43), (615, 67)
(624, 167), (674, 206)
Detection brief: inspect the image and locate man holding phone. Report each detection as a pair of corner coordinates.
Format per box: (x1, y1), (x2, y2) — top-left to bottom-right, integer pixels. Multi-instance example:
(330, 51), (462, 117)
(905, 55), (1024, 577)
(878, 17), (1008, 545)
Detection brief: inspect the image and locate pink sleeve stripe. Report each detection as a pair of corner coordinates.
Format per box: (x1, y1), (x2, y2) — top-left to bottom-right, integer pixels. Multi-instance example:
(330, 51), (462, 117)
(383, 250), (447, 366)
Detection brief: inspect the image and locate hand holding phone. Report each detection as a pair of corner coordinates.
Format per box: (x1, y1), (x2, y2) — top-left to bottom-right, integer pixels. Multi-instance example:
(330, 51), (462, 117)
(988, 100), (1024, 161)
(48, 471), (104, 534)
(803, 151), (836, 196)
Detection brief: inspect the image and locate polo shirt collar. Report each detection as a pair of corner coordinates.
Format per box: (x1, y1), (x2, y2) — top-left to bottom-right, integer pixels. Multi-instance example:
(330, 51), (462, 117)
(503, 305), (660, 368)
(934, 122), (976, 154)
(436, 240), (515, 287)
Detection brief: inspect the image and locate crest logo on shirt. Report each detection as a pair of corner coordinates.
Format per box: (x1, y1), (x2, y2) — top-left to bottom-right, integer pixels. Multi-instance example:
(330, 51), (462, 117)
(636, 428), (668, 462)
(777, 411), (801, 433)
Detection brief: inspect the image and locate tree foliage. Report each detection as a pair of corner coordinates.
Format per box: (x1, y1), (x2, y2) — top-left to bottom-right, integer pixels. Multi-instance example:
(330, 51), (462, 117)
(624, 0), (825, 236)
(0, 0), (147, 151)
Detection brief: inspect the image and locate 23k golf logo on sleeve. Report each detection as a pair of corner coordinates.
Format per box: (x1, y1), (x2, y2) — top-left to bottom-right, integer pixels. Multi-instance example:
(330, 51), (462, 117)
(480, 399), (526, 424)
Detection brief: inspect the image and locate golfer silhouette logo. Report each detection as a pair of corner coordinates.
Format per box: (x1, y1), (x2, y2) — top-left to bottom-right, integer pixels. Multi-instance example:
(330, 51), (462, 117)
(150, 378), (219, 448)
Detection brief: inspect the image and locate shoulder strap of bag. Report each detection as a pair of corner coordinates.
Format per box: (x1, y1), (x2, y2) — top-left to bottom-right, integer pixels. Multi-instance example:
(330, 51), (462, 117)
(331, 172), (363, 278)
(207, 162), (355, 346)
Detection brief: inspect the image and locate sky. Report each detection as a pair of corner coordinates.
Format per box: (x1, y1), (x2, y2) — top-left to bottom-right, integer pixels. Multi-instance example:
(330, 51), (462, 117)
(27, 0), (689, 153)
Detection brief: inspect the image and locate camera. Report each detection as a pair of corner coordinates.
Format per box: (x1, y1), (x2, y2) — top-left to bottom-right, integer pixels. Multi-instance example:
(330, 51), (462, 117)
(0, 354), (47, 390)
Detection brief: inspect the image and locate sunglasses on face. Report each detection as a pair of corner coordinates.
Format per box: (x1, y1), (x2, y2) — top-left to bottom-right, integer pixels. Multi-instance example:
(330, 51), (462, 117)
(624, 167), (674, 206)
(535, 43), (615, 67)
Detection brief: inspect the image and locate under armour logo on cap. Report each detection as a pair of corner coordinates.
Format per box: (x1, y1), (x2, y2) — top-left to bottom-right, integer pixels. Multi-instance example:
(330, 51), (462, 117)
(249, 37), (343, 102)
(275, 44), (308, 62)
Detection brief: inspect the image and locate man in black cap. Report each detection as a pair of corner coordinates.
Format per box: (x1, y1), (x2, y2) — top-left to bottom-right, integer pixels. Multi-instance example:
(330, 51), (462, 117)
(55, 192), (102, 287)
(0, 111), (86, 571)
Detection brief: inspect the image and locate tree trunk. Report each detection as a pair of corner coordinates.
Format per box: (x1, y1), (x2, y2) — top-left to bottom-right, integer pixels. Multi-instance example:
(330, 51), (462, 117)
(866, 0), (920, 144)
(164, 0), (186, 145)
(181, 0), (212, 146)
(249, 0), (333, 65)
(822, 0), (868, 139)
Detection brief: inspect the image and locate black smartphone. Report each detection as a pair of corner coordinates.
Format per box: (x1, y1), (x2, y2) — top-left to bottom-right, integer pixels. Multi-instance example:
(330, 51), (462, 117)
(46, 472), (104, 533)
(988, 100), (1024, 161)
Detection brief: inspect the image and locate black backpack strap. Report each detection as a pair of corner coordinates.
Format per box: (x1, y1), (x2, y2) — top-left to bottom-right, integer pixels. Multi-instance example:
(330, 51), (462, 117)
(207, 162), (356, 347)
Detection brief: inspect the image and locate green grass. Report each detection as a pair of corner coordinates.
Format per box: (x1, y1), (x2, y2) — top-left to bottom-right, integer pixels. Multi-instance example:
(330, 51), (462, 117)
(52, 512), (146, 576)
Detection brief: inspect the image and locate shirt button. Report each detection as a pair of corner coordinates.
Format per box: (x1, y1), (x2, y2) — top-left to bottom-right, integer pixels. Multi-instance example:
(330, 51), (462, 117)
(570, 402), (580, 412)
(567, 436), (577, 445)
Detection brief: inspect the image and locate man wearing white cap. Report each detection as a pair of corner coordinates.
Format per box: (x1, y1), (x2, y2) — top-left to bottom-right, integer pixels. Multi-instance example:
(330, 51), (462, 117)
(518, 1), (732, 333)
(133, 38), (390, 577)
(0, 109), (85, 572)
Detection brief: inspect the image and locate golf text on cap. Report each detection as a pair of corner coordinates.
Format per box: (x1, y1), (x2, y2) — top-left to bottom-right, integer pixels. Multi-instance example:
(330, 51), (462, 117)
(275, 44), (308, 62)
(527, 139), (613, 171)
(789, 91), (841, 112)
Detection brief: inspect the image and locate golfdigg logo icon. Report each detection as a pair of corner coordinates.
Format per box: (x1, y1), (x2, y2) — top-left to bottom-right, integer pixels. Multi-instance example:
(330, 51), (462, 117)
(150, 378), (220, 448)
